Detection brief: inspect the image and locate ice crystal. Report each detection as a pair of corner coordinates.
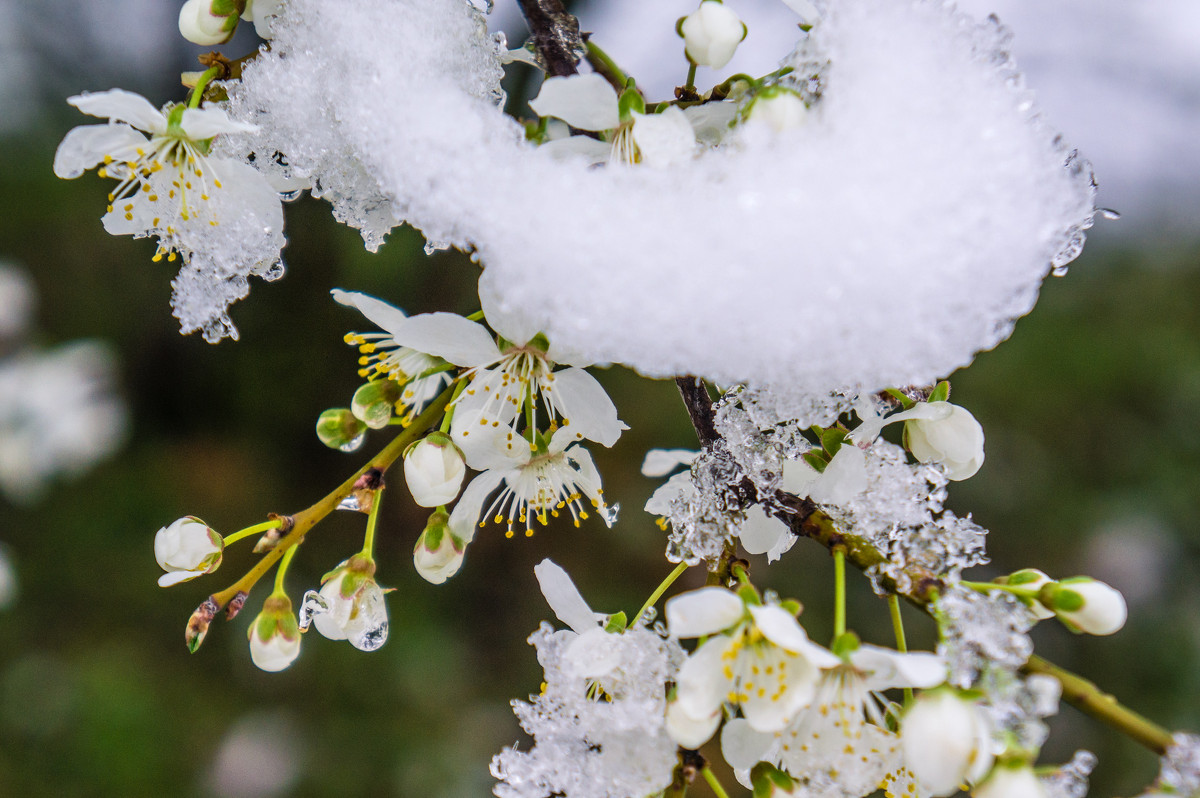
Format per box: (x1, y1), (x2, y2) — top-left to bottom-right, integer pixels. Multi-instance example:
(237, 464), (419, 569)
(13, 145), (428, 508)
(978, 670), (1060, 753)
(1041, 750), (1097, 798)
(936, 586), (1035, 690)
(492, 623), (682, 798)
(1159, 733), (1200, 797)
(222, 0), (1092, 392)
(663, 440), (747, 568)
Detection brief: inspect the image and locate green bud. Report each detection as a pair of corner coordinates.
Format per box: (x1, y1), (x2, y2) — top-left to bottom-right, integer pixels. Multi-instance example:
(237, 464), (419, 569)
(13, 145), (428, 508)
(832, 630), (860, 659)
(779, 598), (803, 616)
(751, 763), (795, 797)
(928, 380), (951, 403)
(618, 86), (646, 121)
(1040, 583), (1084, 612)
(316, 408), (367, 451)
(351, 380), (402, 429)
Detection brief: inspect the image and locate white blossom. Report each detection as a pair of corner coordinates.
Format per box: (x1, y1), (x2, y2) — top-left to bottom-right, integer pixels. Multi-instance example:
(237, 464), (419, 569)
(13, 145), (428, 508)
(974, 764), (1049, 798)
(154, 516), (223, 587)
(403, 433), (466, 507)
(901, 689), (995, 796)
(306, 557), (389, 652)
(681, 2), (746, 70)
(412, 512), (466, 585)
(247, 596), (301, 672)
(241, 0), (283, 38)
(744, 88), (809, 133)
(1043, 577), (1128, 636)
(178, 0), (237, 46)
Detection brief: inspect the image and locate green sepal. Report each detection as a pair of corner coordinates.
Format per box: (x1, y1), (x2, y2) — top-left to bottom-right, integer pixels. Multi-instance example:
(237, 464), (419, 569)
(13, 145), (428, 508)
(315, 408), (367, 450)
(882, 700), (903, 732)
(604, 611), (628, 633)
(928, 380), (951, 403)
(1007, 569), (1048, 587)
(352, 380), (402, 429)
(527, 332), (551, 354)
(832, 631), (860, 659)
(779, 598), (802, 617)
(1043, 584), (1084, 612)
(165, 104), (186, 133)
(675, 15), (687, 37)
(210, 0), (245, 17)
(618, 86), (646, 121)
(820, 427), (847, 457)
(736, 583), (761, 606)
(885, 387), (916, 410)
(802, 450), (828, 473)
(751, 762), (795, 797)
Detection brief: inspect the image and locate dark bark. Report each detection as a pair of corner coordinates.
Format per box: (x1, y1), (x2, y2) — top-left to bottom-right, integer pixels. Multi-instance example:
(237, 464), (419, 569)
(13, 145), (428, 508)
(516, 0), (583, 77)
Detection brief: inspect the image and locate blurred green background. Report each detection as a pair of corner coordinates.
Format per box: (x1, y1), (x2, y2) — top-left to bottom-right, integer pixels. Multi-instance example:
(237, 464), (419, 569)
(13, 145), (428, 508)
(0, 4), (1198, 796)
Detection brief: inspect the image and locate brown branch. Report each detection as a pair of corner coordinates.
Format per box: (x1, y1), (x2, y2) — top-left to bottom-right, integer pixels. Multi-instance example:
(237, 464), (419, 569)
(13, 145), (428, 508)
(675, 376), (719, 448)
(516, 0), (583, 77)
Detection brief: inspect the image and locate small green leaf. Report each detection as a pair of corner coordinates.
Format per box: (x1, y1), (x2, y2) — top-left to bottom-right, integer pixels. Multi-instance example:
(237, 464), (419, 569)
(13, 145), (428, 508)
(929, 380), (951, 403)
(604, 611), (628, 633)
(820, 427), (847, 457)
(802, 450), (828, 473)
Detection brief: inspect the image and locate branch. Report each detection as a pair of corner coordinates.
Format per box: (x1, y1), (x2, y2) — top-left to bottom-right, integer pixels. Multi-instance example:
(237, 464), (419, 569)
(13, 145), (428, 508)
(675, 378), (1175, 756)
(516, 0), (583, 77)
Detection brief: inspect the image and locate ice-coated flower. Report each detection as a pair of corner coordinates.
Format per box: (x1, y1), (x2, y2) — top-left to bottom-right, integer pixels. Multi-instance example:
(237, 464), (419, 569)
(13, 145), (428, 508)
(403, 432), (466, 507)
(383, 279), (626, 466)
(412, 511), (466, 585)
(154, 516), (223, 587)
(974, 763), (1049, 798)
(53, 89), (281, 265)
(332, 290), (454, 423)
(666, 587), (840, 745)
(681, 1), (746, 69)
(779, 444), (868, 505)
(530, 73), (698, 167)
(1040, 577), (1128, 636)
(744, 88), (809, 133)
(178, 0), (239, 46)
(642, 449), (796, 562)
(306, 555), (389, 651)
(247, 594), (301, 672)
(446, 426), (611, 545)
(721, 641), (947, 792)
(850, 400), (985, 481)
(901, 689), (995, 796)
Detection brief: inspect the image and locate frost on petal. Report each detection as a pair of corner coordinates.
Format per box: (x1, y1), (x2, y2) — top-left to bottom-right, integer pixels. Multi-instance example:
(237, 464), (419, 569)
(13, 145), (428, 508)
(331, 289), (409, 334)
(53, 124), (148, 179)
(387, 312), (499, 367)
(565, 627), (623, 678)
(529, 74), (621, 132)
(68, 89), (165, 132)
(683, 101), (738, 147)
(666, 587), (745, 638)
(534, 558), (600, 634)
(645, 471), (693, 516)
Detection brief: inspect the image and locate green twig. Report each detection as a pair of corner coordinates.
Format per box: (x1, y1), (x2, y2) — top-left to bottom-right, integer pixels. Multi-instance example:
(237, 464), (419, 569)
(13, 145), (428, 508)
(700, 766), (731, 798)
(634, 562), (690, 627)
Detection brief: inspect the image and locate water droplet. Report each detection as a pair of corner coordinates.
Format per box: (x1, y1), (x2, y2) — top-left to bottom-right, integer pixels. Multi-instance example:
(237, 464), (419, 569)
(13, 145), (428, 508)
(336, 494), (362, 512)
(346, 585), (389, 652)
(1098, 207), (1121, 220)
(298, 589), (329, 632)
(339, 433), (366, 453)
(600, 502), (620, 526)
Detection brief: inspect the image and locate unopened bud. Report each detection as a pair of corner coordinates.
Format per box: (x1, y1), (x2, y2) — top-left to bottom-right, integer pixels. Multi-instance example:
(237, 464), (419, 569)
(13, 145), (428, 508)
(973, 763), (1048, 798)
(155, 516), (223, 587)
(1040, 577), (1128, 636)
(404, 432), (466, 507)
(413, 511), (467, 585)
(315, 407), (367, 451)
(351, 380), (402, 429)
(178, 0), (240, 46)
(680, 1), (746, 69)
(750, 762), (798, 797)
(186, 596), (219, 653)
(901, 689), (993, 796)
(248, 594), (301, 672)
(745, 88), (808, 133)
(224, 590), (248, 620)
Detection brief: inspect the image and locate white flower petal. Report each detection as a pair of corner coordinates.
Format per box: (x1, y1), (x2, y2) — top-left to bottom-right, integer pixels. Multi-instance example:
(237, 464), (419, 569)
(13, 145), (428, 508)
(779, 456), (820, 495)
(534, 558), (600, 634)
(545, 367), (626, 447)
(529, 74), (620, 132)
(644, 471), (693, 516)
(68, 89), (165, 133)
(641, 448), (698, 478)
(448, 469), (506, 543)
(807, 444), (868, 505)
(157, 570), (200, 587)
(853, 645), (946, 691)
(666, 699), (722, 750)
(737, 506), (794, 562)
(53, 124), (147, 179)
(666, 587), (745, 638)
(538, 134), (613, 164)
(682, 102), (738, 147)
(331, 289), (409, 334)
(180, 107), (257, 139)
(676, 635), (736, 720)
(387, 312), (499, 367)
(630, 107), (697, 168)
(720, 717), (775, 771)
(750, 604), (840, 667)
(779, 0), (821, 23)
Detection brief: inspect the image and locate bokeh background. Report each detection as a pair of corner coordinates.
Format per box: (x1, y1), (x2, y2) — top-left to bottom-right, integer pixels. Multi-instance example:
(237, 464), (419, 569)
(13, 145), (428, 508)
(0, 0), (1198, 795)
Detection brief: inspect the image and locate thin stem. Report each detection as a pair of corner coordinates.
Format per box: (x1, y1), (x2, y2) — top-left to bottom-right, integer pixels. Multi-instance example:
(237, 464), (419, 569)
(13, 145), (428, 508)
(209, 382), (457, 610)
(960, 580), (1031, 596)
(634, 562), (689, 627)
(272, 542), (298, 595)
(186, 66), (222, 109)
(888, 594), (913, 704)
(223, 518), (282, 546)
(700, 766), (731, 798)
(585, 40), (629, 92)
(440, 377), (468, 433)
(684, 63), (698, 93)
(833, 548), (846, 639)
(360, 489), (383, 557)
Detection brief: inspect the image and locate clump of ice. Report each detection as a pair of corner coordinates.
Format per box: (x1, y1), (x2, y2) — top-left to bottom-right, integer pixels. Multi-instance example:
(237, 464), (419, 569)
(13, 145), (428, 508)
(1040, 750), (1096, 798)
(1159, 733), (1200, 797)
(936, 585), (1035, 690)
(226, 0), (1093, 392)
(663, 439), (746, 567)
(491, 623), (681, 798)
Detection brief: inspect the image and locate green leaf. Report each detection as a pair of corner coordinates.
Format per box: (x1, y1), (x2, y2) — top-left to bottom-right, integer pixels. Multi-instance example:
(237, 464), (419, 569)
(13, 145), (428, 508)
(820, 427), (847, 457)
(929, 380), (951, 403)
(802, 450), (828, 473)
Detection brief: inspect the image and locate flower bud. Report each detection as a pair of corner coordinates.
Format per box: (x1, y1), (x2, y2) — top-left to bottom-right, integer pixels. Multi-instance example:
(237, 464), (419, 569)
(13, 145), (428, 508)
(750, 763), (799, 797)
(186, 596), (219, 653)
(1040, 577), (1128, 636)
(745, 88), (808, 133)
(403, 432), (466, 507)
(240, 0), (281, 39)
(309, 556), (389, 652)
(680, 1), (746, 69)
(248, 594), (301, 672)
(178, 0), (239, 46)
(315, 407), (367, 451)
(1000, 569), (1055, 619)
(413, 511), (467, 585)
(903, 401), (985, 481)
(351, 380), (402, 429)
(155, 516), (223, 587)
(901, 689), (994, 796)
(973, 764), (1048, 798)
